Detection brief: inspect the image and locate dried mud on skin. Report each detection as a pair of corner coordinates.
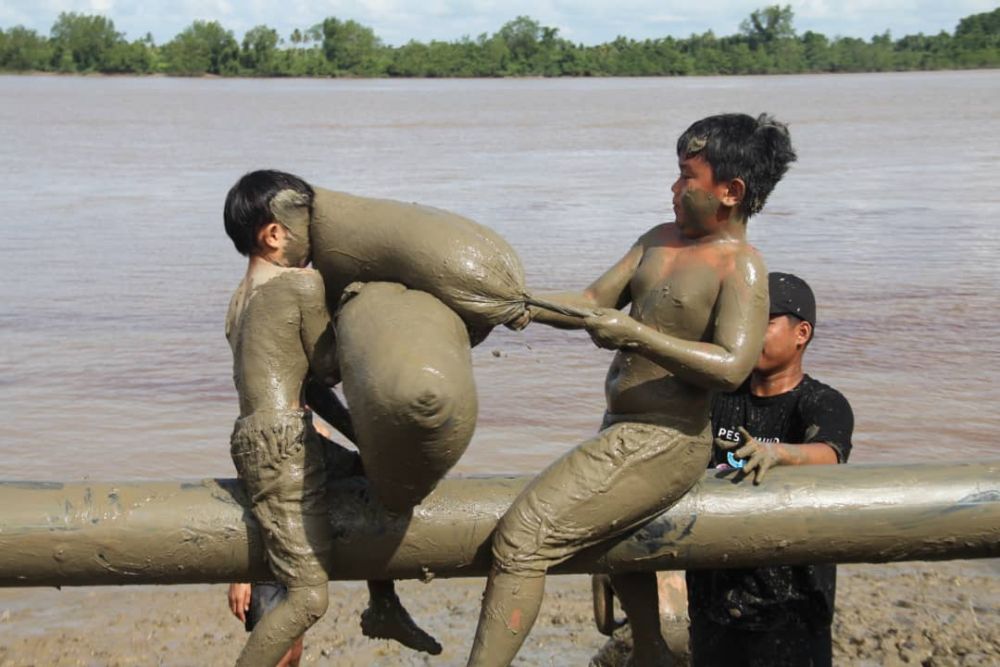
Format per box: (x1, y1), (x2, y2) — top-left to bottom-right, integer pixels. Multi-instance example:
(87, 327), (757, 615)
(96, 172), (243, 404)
(0, 563), (996, 666)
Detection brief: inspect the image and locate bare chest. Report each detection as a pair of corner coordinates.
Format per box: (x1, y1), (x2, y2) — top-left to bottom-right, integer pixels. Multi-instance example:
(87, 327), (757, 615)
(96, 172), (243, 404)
(629, 247), (723, 340)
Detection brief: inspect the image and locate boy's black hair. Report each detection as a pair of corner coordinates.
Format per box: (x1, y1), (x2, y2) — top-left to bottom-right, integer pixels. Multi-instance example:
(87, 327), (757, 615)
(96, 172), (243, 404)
(676, 113), (796, 219)
(224, 170), (315, 256)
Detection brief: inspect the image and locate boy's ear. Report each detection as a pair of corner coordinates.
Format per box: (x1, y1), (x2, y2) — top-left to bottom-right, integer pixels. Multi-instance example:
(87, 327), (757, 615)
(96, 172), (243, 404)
(256, 221), (286, 252)
(795, 320), (813, 348)
(720, 178), (746, 209)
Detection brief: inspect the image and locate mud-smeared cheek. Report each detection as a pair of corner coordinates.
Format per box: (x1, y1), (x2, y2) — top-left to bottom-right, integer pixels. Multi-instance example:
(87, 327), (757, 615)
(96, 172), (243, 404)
(680, 190), (720, 234)
(284, 230), (311, 267)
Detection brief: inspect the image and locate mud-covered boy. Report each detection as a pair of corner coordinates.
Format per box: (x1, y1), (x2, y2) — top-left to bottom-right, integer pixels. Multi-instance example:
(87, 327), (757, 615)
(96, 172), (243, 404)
(467, 113), (797, 667)
(223, 171), (439, 665)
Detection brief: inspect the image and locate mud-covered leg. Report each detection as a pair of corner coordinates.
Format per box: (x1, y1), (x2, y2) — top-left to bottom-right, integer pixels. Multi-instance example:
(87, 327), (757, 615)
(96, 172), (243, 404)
(467, 568), (546, 667)
(469, 422), (710, 666)
(236, 583), (328, 667)
(278, 637), (303, 667)
(612, 572), (672, 667)
(361, 580), (442, 655)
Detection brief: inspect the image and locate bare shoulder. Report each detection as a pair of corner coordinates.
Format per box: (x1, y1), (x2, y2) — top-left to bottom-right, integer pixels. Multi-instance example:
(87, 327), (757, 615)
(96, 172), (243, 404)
(286, 267), (325, 287)
(724, 243), (768, 289)
(267, 267), (325, 293)
(279, 268), (327, 307)
(240, 268), (328, 315)
(636, 222), (682, 248)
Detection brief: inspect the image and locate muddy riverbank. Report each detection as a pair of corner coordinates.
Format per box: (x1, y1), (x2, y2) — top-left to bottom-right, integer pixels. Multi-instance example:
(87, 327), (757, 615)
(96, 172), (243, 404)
(1, 561), (996, 666)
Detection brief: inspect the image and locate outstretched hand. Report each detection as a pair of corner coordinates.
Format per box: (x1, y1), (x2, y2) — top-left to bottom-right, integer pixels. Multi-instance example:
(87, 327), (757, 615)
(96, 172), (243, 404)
(716, 426), (782, 484)
(583, 309), (640, 350)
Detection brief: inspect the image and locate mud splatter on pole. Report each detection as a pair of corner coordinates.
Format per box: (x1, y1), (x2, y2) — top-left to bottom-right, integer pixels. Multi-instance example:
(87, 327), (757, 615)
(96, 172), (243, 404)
(0, 463), (996, 587)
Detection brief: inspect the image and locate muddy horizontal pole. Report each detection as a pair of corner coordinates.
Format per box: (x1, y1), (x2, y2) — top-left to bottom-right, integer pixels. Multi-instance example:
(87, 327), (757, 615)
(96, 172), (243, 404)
(0, 462), (996, 587)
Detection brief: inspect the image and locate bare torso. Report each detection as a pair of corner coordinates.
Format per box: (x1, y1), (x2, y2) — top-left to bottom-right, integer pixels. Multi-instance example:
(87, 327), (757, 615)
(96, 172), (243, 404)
(604, 223), (757, 426)
(226, 266), (334, 418)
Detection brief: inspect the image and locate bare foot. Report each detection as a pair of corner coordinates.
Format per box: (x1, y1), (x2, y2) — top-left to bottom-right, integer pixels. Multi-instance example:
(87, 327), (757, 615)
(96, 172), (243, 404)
(360, 593), (443, 655)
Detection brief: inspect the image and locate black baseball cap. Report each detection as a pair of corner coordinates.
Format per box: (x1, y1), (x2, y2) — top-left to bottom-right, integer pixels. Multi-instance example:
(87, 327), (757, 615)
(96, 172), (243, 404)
(769, 272), (816, 326)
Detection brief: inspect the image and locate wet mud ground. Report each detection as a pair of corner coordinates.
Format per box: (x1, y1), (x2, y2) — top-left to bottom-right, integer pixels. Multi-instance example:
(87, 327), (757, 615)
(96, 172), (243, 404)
(0, 561), (995, 666)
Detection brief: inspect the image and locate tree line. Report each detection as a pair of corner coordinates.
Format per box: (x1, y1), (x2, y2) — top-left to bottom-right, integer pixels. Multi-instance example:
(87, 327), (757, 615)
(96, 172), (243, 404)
(1, 6), (997, 78)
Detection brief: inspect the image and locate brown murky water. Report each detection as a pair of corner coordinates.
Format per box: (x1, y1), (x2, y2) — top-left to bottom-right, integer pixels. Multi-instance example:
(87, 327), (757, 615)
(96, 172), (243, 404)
(1, 71), (998, 481)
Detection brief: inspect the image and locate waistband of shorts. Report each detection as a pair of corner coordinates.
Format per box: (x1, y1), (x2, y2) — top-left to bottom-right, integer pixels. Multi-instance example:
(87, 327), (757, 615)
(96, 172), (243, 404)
(233, 408), (311, 429)
(602, 411), (710, 436)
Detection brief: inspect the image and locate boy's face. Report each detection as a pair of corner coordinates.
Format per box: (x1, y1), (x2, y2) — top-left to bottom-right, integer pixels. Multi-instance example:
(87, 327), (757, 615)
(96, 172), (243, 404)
(269, 189), (312, 267)
(255, 219), (311, 268)
(671, 153), (737, 238)
(755, 314), (810, 374)
(279, 216), (311, 267)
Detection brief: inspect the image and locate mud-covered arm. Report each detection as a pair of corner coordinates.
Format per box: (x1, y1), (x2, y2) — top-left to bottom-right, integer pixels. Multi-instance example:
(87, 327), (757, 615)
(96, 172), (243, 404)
(717, 427), (839, 484)
(298, 271), (358, 441)
(304, 377), (356, 444)
(298, 270), (340, 386)
(584, 251), (768, 391)
(528, 241), (644, 329)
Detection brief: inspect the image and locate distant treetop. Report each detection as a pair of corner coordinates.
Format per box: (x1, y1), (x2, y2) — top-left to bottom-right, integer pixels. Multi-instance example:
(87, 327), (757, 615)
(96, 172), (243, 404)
(1, 5), (998, 77)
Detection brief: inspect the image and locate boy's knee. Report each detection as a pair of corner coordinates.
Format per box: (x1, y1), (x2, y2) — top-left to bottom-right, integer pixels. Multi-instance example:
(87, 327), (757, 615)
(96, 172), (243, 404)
(291, 584), (329, 625)
(306, 585), (329, 621)
(490, 517), (548, 578)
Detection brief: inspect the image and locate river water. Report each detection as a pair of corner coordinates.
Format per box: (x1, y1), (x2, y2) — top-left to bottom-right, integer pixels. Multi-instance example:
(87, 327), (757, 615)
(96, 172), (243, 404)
(1, 70), (998, 481)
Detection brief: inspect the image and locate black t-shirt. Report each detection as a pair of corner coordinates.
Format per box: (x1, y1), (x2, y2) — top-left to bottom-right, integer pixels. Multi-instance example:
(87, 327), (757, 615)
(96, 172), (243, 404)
(686, 375), (854, 631)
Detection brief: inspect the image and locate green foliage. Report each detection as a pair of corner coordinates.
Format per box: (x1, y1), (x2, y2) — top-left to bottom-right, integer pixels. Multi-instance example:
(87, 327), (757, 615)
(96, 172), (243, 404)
(955, 7), (1000, 43)
(952, 7), (1000, 67)
(740, 5), (796, 45)
(498, 16), (541, 72)
(0, 6), (998, 77)
(49, 12), (123, 72)
(103, 38), (157, 73)
(241, 25), (279, 73)
(162, 21), (239, 76)
(321, 18), (384, 75)
(0, 26), (53, 71)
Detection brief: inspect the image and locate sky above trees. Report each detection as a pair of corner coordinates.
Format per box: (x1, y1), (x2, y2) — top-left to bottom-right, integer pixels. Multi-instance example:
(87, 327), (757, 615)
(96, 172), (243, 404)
(1, 0), (995, 47)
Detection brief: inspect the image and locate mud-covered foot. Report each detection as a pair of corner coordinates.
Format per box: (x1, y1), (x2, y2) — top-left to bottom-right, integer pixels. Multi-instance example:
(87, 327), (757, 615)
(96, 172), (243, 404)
(361, 595), (443, 655)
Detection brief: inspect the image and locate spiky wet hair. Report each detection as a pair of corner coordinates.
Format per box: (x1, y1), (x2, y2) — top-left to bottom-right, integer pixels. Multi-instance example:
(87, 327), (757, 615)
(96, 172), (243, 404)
(676, 113), (797, 218)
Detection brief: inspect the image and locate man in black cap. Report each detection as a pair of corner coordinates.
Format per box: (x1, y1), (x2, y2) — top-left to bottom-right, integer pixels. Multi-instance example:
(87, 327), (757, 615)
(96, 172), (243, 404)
(685, 271), (855, 666)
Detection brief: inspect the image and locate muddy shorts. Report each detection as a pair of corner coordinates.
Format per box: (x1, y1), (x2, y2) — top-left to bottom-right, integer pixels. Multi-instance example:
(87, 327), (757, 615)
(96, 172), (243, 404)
(244, 582), (287, 632)
(491, 416), (712, 577)
(231, 410), (334, 588)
